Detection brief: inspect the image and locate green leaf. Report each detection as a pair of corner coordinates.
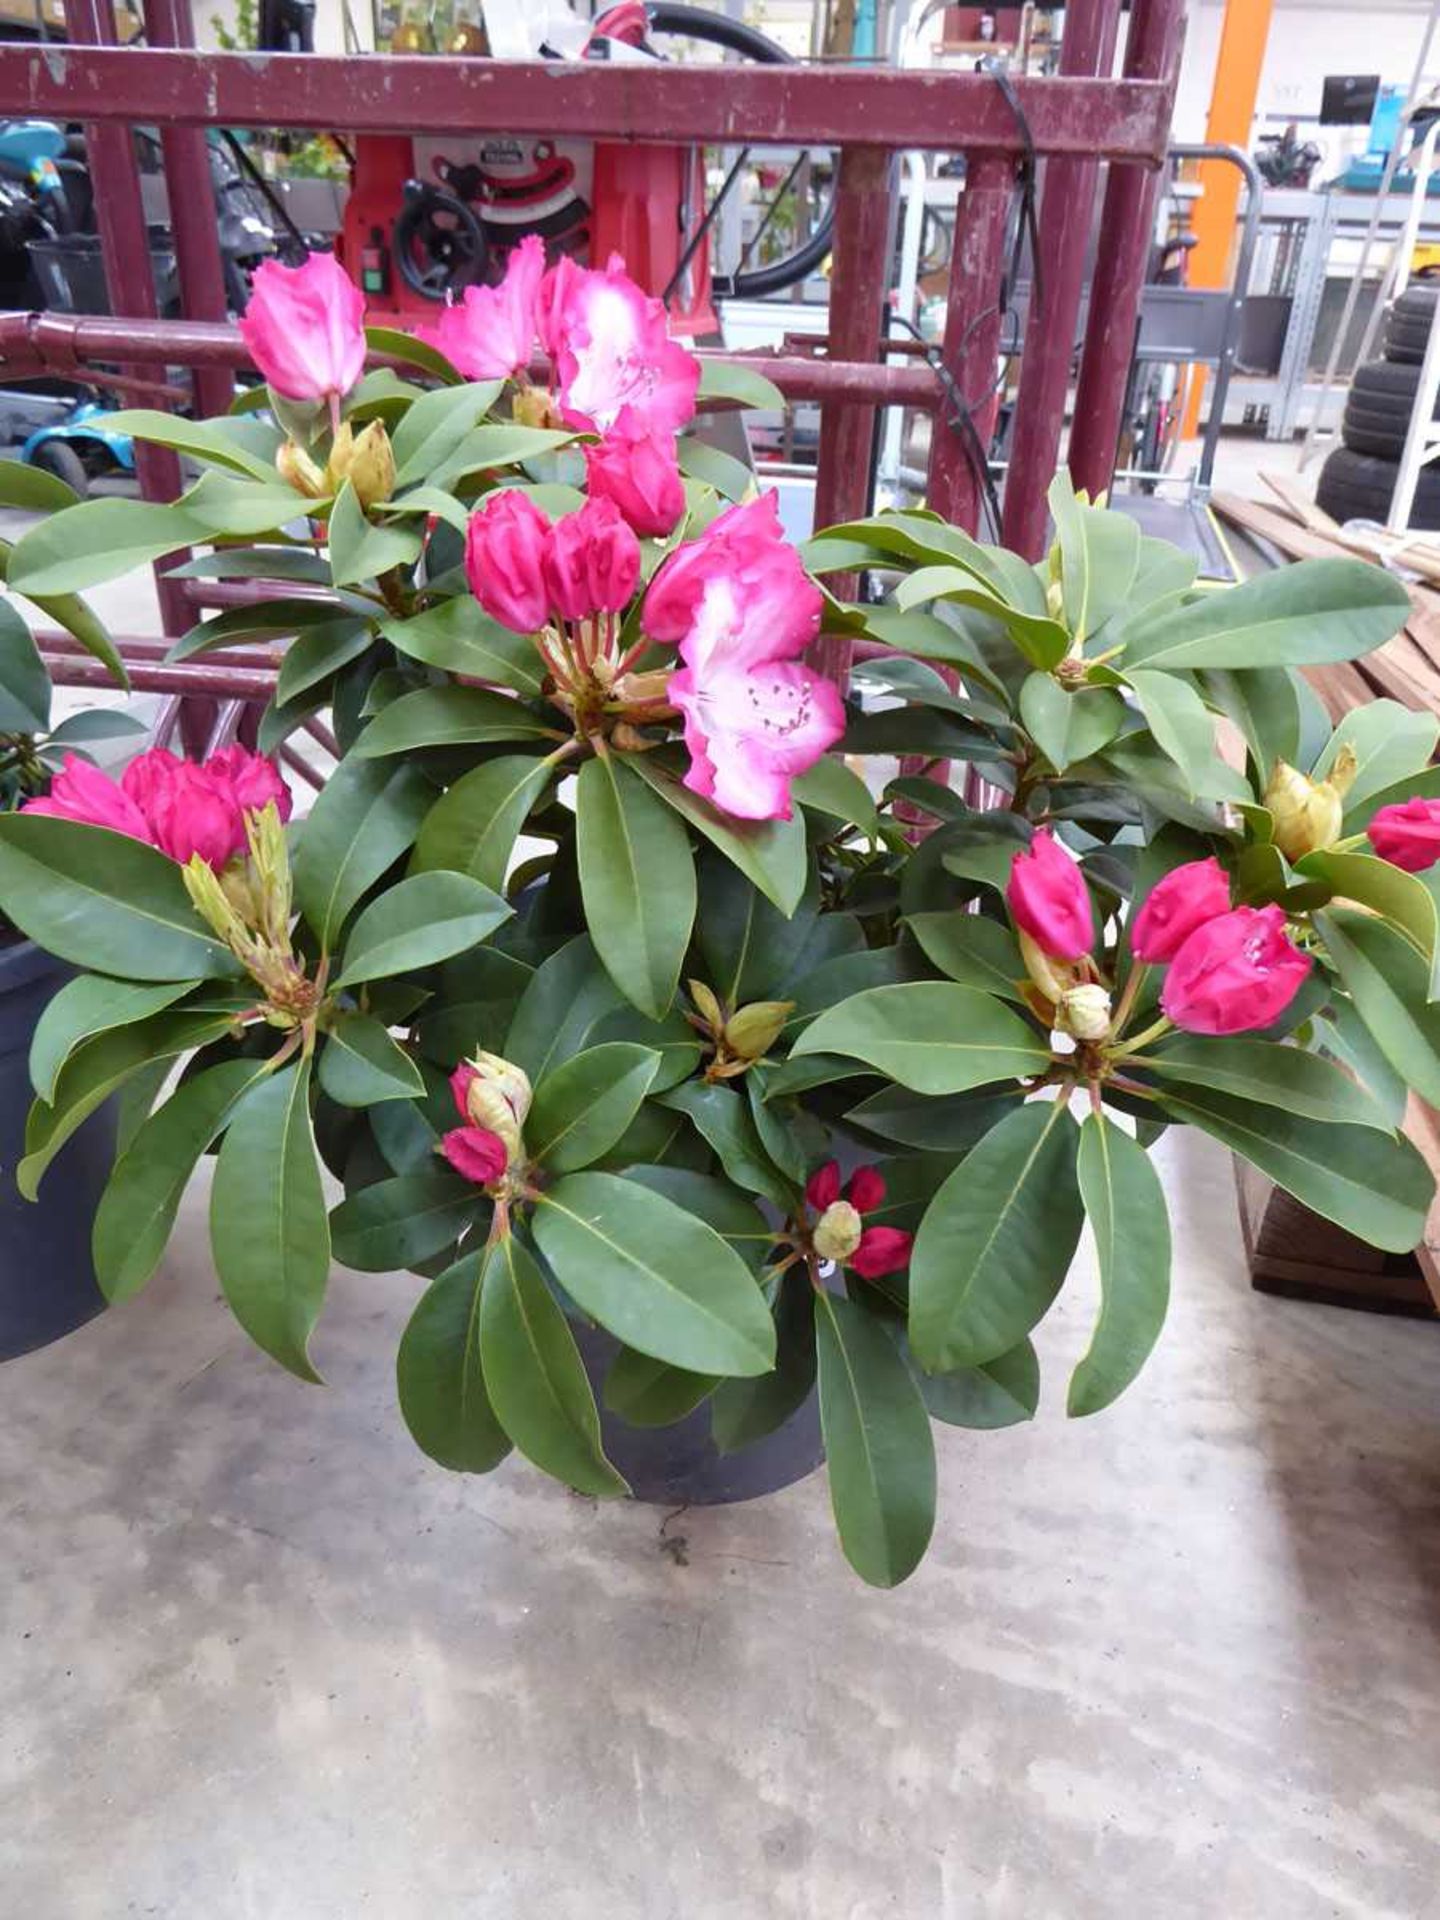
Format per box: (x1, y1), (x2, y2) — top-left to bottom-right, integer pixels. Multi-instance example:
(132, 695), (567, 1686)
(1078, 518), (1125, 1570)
(275, 617), (375, 705)
(327, 480), (422, 587)
(167, 545), (333, 586)
(103, 408), (279, 481)
(366, 324), (463, 386)
(211, 1061), (331, 1381)
(1315, 909), (1440, 1107)
(333, 871), (512, 990)
(0, 599), (50, 732)
(694, 853), (819, 1006)
(1048, 469), (1090, 636)
(318, 1011), (425, 1107)
(910, 1101), (1083, 1369)
(676, 436), (753, 502)
(1018, 673), (1124, 773)
(527, 1042), (660, 1173)
(1155, 1081), (1431, 1254)
(503, 934), (626, 1084)
(168, 595), (354, 664)
(577, 753), (696, 1019)
(113, 1057), (174, 1157)
(1340, 764), (1440, 835)
(1125, 670), (1216, 796)
(1137, 1032), (1391, 1128)
(603, 1348), (718, 1427)
(792, 981), (1049, 1095)
(391, 379), (503, 484)
(659, 1080), (796, 1208)
(1068, 1112), (1171, 1417)
(585, 1001), (705, 1094)
(92, 1057), (272, 1304)
(906, 912), (1025, 1002)
(695, 360), (786, 411)
(709, 1267), (816, 1451)
(623, 750), (807, 915)
(789, 756), (879, 837)
(914, 1340), (1039, 1430)
(353, 684), (556, 757)
(330, 1166), (479, 1272)
(380, 597), (545, 696)
(846, 1086), (1022, 1153)
(411, 754), (551, 890)
(621, 1165), (773, 1265)
(292, 757), (433, 948)
(1072, 498), (1141, 640)
(532, 1171), (776, 1376)
(0, 454), (79, 510)
(431, 424), (575, 489)
(1117, 557), (1410, 671)
(6, 497), (208, 594)
(29, 974), (197, 1103)
(1314, 700), (1440, 815)
(1198, 666), (1301, 779)
(895, 564), (1070, 670)
(477, 1231), (628, 1495)
(816, 1290), (936, 1588)
(0, 817), (233, 980)
(1319, 998), (1409, 1127)
(396, 1254), (513, 1472)
(1298, 849), (1439, 988)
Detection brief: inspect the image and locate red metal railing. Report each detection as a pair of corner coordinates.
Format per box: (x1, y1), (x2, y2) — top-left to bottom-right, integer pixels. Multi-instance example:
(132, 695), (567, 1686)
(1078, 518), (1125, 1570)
(0, 0), (1183, 735)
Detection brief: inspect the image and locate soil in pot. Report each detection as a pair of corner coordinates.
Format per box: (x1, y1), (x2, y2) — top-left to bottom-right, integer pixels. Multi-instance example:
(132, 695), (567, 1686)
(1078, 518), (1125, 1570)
(0, 938), (115, 1360)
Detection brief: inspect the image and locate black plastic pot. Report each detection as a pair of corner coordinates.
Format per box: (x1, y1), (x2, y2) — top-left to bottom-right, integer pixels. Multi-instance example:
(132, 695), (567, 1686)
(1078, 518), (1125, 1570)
(0, 938), (114, 1360)
(572, 1320), (824, 1507)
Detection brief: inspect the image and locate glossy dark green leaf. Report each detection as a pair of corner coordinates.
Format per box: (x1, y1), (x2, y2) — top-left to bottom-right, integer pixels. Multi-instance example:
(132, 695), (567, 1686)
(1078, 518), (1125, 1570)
(275, 616), (375, 705)
(333, 871), (512, 990)
(623, 750), (807, 915)
(1197, 666), (1301, 779)
(411, 754), (551, 890)
(576, 754), (696, 1019)
(532, 1172), (775, 1376)
(0, 598), (50, 732)
(1018, 673), (1125, 774)
(709, 1267), (816, 1452)
(585, 1002), (706, 1093)
(658, 1080), (796, 1207)
(479, 1231), (629, 1496)
(330, 1165), (478, 1272)
(789, 755), (879, 836)
(1297, 849), (1439, 992)
(914, 1339), (1039, 1429)
(905, 911), (1025, 1002)
(1117, 556), (1410, 671)
(502, 934), (626, 1083)
(292, 757), (432, 947)
(211, 1061), (331, 1381)
(816, 1289), (936, 1588)
(353, 684), (557, 757)
(676, 435), (752, 502)
(694, 853), (819, 1007)
(7, 496), (210, 594)
(103, 408), (279, 481)
(1315, 909), (1440, 1107)
(1155, 1081), (1431, 1254)
(318, 1011), (426, 1107)
(845, 1086), (1022, 1153)
(621, 1164), (773, 1266)
(93, 1057), (272, 1303)
(527, 1042), (660, 1173)
(603, 1348), (718, 1427)
(29, 974), (197, 1102)
(1125, 670), (1216, 797)
(793, 981), (1049, 1095)
(328, 480), (423, 587)
(397, 1254), (513, 1472)
(365, 323), (463, 386)
(910, 1100), (1082, 1369)
(381, 597), (545, 696)
(0, 816), (233, 980)
(391, 378), (503, 482)
(1068, 1112), (1171, 1417)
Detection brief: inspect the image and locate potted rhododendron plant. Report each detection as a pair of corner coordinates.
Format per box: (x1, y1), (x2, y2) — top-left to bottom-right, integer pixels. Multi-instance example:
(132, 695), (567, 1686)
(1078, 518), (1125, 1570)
(5, 242), (1440, 1585)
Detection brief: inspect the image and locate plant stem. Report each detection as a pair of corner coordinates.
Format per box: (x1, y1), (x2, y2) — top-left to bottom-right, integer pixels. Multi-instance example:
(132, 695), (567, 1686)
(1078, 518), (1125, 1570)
(1108, 1015), (1171, 1060)
(1110, 961), (1147, 1038)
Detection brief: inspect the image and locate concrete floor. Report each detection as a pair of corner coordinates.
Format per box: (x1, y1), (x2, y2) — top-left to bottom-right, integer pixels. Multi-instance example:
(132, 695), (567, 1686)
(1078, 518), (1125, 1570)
(5, 1125), (1440, 1920)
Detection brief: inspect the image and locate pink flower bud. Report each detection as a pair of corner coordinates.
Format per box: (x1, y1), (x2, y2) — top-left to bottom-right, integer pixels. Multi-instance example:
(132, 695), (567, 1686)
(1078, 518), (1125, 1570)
(21, 752), (155, 844)
(1366, 796), (1440, 874)
(465, 489), (553, 634)
(806, 1159), (842, 1211)
(584, 406), (685, 537)
(139, 758), (243, 868)
(1160, 905), (1311, 1036)
(415, 234), (544, 382)
(238, 251), (366, 405)
(543, 497), (640, 621)
(850, 1226), (914, 1280)
(847, 1164), (886, 1214)
(1006, 830), (1094, 962)
(207, 745), (294, 828)
(440, 1126), (510, 1186)
(1131, 857), (1231, 963)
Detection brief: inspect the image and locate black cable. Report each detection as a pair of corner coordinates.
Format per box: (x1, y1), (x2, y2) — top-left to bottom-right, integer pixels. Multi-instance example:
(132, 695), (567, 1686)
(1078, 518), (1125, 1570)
(893, 312), (1003, 542)
(981, 56), (1043, 322)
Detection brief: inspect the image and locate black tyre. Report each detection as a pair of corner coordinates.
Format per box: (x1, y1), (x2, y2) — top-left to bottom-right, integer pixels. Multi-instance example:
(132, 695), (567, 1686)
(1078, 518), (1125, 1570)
(1384, 284), (1439, 365)
(1316, 443), (1440, 529)
(1340, 358), (1440, 458)
(28, 438), (89, 498)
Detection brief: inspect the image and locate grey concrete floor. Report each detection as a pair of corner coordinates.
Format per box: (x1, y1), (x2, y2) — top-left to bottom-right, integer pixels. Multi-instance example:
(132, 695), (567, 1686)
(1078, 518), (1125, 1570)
(5, 1127), (1440, 1920)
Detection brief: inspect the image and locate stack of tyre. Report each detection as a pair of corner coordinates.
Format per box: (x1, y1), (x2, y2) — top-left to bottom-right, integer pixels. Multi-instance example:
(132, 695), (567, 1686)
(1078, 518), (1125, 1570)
(1318, 285), (1440, 528)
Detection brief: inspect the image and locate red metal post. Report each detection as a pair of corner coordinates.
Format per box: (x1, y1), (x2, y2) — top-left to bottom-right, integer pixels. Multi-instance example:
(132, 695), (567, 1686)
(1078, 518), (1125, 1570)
(810, 144), (897, 689)
(925, 153), (1016, 533)
(1002, 0), (1125, 558)
(143, 0), (235, 421)
(1068, 0), (1188, 498)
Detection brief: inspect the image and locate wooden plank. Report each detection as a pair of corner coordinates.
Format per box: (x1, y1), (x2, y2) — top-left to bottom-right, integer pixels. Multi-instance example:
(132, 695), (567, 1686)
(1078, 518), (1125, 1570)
(1404, 1096), (1440, 1309)
(1259, 469), (1342, 536)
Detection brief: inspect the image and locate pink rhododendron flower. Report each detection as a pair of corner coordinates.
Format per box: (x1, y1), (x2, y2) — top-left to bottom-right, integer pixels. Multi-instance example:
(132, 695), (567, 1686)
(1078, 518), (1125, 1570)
(238, 251), (366, 407)
(646, 493), (839, 821)
(584, 405), (685, 537)
(1131, 857), (1231, 964)
(23, 744), (289, 871)
(1160, 905), (1311, 1036)
(465, 489), (552, 633)
(1006, 830), (1094, 962)
(440, 1126), (510, 1185)
(21, 752), (154, 843)
(544, 497), (641, 619)
(805, 1158), (913, 1279)
(415, 235), (545, 382)
(1366, 795), (1440, 873)
(547, 252), (699, 434)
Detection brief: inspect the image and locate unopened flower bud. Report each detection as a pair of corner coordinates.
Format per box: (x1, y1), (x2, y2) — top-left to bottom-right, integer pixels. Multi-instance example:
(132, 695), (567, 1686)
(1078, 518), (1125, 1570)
(813, 1199), (864, 1264)
(1057, 983), (1112, 1041)
(277, 438), (329, 498)
(454, 1051), (531, 1165)
(687, 979), (725, 1033)
(513, 384), (565, 431)
(244, 800), (294, 949)
(183, 854), (251, 951)
(1017, 927), (1079, 1005)
(1264, 757), (1347, 863)
(723, 999), (794, 1062)
(328, 419), (395, 510)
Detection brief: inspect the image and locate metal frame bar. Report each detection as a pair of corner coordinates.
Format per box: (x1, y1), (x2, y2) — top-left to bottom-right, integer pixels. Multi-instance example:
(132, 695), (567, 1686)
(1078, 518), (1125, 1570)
(0, 5), (1182, 722)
